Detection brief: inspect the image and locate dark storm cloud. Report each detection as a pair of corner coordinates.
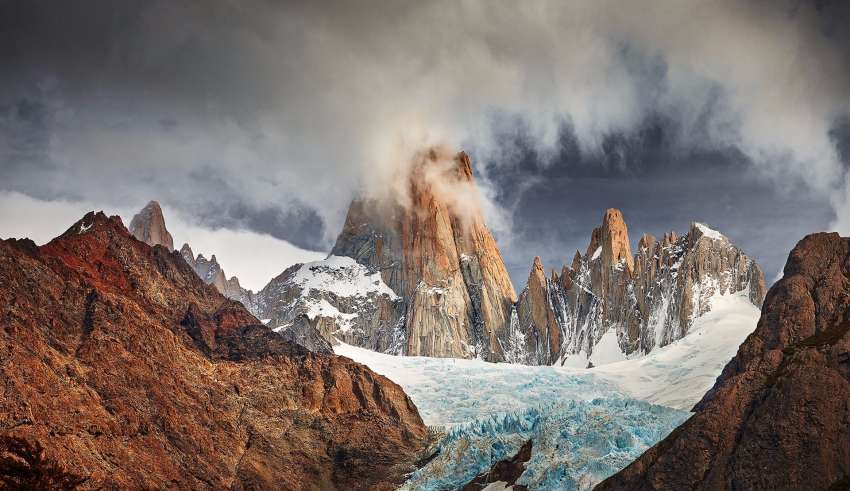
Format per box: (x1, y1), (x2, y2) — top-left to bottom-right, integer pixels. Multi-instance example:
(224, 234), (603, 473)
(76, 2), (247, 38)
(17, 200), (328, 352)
(479, 117), (835, 284)
(0, 0), (849, 283)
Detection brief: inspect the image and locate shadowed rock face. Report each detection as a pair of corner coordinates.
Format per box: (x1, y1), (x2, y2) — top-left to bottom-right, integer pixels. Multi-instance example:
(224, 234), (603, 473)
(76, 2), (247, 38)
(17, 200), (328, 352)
(128, 200), (174, 251)
(597, 232), (850, 491)
(0, 212), (427, 490)
(180, 243), (258, 314)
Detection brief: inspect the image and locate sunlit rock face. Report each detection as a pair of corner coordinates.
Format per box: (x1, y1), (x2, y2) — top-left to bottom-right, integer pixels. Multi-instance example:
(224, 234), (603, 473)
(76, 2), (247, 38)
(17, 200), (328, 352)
(257, 153), (764, 366)
(0, 211), (427, 489)
(512, 209), (766, 366)
(259, 149), (518, 361)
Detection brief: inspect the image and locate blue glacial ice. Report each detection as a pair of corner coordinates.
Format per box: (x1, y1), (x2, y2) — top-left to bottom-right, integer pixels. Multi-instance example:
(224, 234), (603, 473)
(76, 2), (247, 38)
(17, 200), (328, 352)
(402, 399), (689, 491)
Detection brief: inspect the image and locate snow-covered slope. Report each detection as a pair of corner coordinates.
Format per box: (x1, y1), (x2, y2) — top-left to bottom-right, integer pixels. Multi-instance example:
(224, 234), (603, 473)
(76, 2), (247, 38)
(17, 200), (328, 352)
(335, 343), (625, 425)
(256, 255), (406, 352)
(590, 290), (760, 409)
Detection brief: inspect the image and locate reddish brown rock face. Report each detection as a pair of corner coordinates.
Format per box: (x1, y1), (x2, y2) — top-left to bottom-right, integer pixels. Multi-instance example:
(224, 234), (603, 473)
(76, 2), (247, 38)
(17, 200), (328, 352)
(514, 257), (562, 364)
(331, 149), (517, 361)
(597, 232), (850, 491)
(0, 212), (427, 490)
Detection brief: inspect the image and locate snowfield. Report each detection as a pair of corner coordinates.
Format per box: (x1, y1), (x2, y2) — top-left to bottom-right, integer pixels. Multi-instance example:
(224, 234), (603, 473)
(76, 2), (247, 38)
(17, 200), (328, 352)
(333, 291), (760, 490)
(590, 291), (761, 409)
(335, 290), (760, 419)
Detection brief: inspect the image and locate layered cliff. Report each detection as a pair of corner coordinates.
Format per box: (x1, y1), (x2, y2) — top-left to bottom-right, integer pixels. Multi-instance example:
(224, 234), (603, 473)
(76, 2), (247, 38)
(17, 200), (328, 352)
(513, 209), (766, 366)
(259, 149), (517, 361)
(597, 232), (850, 490)
(0, 212), (427, 489)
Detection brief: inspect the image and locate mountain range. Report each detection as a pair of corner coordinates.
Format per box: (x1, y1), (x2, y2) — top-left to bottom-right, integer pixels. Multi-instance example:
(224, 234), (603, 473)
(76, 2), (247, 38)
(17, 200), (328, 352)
(9, 149), (847, 489)
(180, 150), (763, 368)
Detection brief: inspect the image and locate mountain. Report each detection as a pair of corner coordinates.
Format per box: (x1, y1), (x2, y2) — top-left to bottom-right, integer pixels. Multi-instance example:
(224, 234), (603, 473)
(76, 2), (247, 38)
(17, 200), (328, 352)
(127, 201), (259, 314)
(128, 200), (174, 251)
(257, 149), (518, 361)
(257, 255), (406, 352)
(256, 152), (765, 367)
(509, 209), (766, 366)
(597, 232), (850, 490)
(180, 243), (258, 314)
(0, 212), (427, 489)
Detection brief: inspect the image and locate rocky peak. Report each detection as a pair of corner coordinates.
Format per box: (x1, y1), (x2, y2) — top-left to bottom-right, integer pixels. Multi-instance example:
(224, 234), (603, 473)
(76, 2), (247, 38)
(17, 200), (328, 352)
(528, 256), (546, 287)
(512, 256), (562, 364)
(179, 243), (195, 267)
(127, 202), (258, 315)
(319, 148), (517, 361)
(60, 210), (126, 238)
(637, 233), (656, 251)
(571, 250), (582, 271)
(516, 209), (766, 367)
(600, 208), (633, 272)
(128, 200), (174, 251)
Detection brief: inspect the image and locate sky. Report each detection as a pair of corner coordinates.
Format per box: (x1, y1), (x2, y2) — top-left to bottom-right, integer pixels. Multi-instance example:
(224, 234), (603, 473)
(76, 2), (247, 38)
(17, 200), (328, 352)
(1, 0), (849, 289)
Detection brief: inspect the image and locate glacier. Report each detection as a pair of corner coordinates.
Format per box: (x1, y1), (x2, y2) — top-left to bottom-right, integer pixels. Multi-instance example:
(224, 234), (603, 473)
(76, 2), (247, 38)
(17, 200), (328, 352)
(401, 399), (688, 491)
(333, 290), (760, 489)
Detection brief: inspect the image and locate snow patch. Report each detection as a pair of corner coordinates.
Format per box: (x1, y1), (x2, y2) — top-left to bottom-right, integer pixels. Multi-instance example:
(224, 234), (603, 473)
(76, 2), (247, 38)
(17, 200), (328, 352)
(694, 222), (725, 241)
(591, 246), (602, 261)
(304, 298), (358, 332)
(290, 255), (399, 300)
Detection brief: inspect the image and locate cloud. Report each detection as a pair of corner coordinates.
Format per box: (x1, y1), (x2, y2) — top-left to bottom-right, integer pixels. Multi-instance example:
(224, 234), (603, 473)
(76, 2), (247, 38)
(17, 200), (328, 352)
(0, 0), (848, 265)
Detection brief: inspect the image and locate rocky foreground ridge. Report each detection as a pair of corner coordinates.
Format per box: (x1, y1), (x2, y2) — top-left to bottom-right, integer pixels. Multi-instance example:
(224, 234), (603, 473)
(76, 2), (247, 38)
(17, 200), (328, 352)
(597, 232), (850, 490)
(129, 201), (259, 313)
(510, 209), (767, 365)
(0, 212), (427, 489)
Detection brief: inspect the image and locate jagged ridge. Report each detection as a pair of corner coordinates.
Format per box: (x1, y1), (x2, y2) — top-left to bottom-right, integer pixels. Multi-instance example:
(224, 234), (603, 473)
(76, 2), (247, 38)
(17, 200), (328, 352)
(509, 209), (766, 366)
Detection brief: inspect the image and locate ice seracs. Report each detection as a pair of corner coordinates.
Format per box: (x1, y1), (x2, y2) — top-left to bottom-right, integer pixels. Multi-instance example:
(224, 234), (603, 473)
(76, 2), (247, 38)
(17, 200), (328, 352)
(336, 288), (761, 489)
